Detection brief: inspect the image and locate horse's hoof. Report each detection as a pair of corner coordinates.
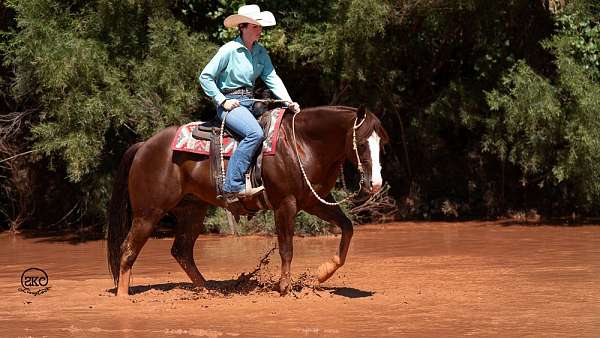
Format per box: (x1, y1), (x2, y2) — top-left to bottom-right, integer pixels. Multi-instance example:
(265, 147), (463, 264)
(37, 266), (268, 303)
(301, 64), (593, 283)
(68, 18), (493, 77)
(279, 280), (291, 295)
(190, 276), (207, 289)
(116, 290), (129, 297)
(192, 282), (206, 290)
(317, 255), (341, 283)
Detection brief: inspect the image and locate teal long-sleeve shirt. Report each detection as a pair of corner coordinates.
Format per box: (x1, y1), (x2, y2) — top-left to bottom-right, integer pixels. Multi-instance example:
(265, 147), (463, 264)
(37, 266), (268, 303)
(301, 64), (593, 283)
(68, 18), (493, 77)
(199, 36), (292, 106)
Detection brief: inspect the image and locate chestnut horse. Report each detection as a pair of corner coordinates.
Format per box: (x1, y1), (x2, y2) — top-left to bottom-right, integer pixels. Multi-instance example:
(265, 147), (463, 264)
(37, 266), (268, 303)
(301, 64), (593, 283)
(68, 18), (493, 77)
(107, 106), (389, 296)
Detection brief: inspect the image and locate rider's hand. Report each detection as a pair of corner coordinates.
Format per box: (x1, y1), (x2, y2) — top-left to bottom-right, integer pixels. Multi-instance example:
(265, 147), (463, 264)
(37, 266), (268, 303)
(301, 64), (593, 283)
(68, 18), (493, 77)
(222, 99), (240, 111)
(288, 102), (301, 114)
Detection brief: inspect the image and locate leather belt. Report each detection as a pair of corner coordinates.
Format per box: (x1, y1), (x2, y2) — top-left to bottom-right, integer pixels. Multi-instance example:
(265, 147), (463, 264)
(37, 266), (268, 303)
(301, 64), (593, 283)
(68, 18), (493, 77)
(222, 87), (254, 96)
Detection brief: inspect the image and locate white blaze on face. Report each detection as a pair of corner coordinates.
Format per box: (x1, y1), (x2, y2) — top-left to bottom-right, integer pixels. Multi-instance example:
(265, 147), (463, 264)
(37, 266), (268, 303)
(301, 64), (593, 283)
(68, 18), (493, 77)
(367, 131), (383, 190)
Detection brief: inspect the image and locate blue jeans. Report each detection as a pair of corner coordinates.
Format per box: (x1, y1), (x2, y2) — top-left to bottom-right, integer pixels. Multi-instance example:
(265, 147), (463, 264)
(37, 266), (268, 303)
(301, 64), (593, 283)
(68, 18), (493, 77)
(216, 94), (264, 193)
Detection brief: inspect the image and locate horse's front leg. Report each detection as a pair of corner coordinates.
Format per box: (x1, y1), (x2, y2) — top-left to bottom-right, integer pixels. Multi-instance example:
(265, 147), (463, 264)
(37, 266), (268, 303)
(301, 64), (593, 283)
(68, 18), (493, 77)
(305, 194), (353, 283)
(274, 197), (298, 295)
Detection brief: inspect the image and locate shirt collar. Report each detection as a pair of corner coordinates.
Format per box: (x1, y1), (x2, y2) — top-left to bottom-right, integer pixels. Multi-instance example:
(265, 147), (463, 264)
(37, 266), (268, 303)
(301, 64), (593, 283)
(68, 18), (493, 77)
(234, 36), (260, 54)
(234, 35), (244, 47)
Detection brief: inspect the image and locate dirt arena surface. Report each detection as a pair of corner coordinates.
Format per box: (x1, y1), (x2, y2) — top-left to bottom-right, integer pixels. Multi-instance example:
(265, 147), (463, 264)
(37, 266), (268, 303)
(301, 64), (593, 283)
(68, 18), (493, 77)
(1, 221), (599, 337)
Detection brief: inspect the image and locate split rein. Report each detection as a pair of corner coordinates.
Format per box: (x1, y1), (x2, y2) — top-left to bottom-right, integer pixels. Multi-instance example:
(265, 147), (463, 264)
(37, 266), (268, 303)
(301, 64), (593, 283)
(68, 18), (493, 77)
(219, 99), (366, 206)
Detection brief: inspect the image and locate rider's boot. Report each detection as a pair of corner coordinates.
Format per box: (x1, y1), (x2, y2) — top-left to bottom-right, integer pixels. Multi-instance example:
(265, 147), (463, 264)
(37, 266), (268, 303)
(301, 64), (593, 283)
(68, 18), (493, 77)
(223, 192), (243, 220)
(223, 174), (264, 217)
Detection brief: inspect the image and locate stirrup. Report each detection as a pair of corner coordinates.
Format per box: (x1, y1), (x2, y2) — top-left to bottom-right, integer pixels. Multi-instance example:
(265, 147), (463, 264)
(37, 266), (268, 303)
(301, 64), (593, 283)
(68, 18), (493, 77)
(236, 173), (264, 199)
(237, 185), (264, 199)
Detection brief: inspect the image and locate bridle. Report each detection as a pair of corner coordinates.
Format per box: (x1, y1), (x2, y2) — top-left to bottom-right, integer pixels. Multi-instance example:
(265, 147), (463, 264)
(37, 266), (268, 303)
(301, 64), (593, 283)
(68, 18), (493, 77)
(291, 110), (366, 206)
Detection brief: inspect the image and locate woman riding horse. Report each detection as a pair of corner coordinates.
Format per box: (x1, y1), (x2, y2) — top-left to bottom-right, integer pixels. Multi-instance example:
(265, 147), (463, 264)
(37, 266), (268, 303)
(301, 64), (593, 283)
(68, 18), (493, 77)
(107, 105), (388, 296)
(106, 6), (389, 297)
(199, 4), (301, 206)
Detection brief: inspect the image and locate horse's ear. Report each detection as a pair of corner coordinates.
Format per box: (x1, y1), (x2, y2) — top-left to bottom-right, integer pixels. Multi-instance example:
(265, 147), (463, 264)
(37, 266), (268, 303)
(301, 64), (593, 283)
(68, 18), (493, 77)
(373, 102), (385, 119)
(357, 105), (366, 120)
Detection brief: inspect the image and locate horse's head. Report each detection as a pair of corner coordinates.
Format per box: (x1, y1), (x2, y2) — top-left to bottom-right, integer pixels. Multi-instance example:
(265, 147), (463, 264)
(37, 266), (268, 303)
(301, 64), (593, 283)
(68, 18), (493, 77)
(347, 107), (389, 195)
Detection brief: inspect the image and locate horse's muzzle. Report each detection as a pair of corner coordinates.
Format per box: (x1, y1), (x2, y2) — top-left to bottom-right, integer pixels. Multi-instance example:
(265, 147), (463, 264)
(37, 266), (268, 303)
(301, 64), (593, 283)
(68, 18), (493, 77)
(362, 180), (381, 195)
(371, 182), (382, 194)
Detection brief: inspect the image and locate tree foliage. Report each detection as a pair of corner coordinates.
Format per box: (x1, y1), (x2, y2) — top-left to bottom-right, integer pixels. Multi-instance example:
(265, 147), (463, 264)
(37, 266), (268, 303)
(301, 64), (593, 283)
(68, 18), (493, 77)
(1, 0), (599, 231)
(485, 1), (600, 212)
(1, 0), (216, 228)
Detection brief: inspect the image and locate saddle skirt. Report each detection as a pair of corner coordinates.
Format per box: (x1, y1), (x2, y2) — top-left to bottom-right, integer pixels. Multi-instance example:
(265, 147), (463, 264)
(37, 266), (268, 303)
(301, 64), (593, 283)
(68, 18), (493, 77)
(170, 108), (286, 157)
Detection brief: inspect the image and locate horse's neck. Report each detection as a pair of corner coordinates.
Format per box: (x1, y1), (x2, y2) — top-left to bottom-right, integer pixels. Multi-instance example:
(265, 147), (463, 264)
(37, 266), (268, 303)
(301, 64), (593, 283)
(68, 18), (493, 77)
(290, 109), (355, 166)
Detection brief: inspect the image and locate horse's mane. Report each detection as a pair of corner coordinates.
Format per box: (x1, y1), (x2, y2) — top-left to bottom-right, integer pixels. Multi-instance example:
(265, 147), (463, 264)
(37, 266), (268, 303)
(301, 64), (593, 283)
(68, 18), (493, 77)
(289, 106), (357, 134)
(298, 106), (388, 143)
(299, 105), (357, 115)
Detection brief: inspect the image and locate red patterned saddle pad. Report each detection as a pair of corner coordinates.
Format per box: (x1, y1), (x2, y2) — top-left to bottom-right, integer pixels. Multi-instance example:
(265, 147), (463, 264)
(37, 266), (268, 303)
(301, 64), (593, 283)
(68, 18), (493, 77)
(171, 108), (285, 157)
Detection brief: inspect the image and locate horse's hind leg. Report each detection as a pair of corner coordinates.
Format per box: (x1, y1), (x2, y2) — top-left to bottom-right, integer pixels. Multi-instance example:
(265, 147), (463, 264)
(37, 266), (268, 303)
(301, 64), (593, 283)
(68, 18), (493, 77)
(305, 195), (353, 283)
(171, 200), (208, 288)
(117, 209), (163, 297)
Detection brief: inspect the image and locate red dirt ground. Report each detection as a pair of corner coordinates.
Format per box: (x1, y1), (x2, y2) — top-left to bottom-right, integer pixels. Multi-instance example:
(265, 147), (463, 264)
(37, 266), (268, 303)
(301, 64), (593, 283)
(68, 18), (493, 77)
(1, 221), (599, 337)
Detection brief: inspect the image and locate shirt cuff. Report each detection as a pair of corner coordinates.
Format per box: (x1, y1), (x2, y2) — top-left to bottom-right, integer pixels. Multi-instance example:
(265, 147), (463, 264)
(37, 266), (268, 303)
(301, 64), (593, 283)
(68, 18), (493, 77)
(214, 93), (226, 106)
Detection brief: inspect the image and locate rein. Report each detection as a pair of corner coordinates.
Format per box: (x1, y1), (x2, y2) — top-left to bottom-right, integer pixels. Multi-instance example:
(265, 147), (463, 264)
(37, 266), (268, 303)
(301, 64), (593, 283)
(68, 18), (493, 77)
(240, 98), (290, 104)
(291, 111), (366, 206)
(219, 110), (231, 185)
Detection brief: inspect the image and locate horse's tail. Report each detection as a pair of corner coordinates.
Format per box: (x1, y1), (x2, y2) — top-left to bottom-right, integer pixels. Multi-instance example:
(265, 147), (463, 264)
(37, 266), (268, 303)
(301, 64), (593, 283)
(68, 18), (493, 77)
(107, 142), (144, 286)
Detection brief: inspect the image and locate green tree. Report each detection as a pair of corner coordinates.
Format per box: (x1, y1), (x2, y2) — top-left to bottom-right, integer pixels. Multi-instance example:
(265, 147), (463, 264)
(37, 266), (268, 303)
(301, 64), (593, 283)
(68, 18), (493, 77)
(1, 0), (216, 228)
(2, 0), (600, 232)
(484, 0), (600, 213)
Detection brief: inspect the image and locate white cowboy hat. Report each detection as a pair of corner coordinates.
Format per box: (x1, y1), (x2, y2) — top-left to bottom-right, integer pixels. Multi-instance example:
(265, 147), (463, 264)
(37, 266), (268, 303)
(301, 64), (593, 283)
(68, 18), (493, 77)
(224, 4), (276, 28)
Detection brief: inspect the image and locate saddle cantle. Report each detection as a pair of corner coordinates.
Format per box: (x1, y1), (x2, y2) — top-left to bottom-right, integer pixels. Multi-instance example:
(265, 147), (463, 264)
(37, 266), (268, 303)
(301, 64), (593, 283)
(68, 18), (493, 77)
(191, 119), (237, 141)
(190, 110), (273, 141)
